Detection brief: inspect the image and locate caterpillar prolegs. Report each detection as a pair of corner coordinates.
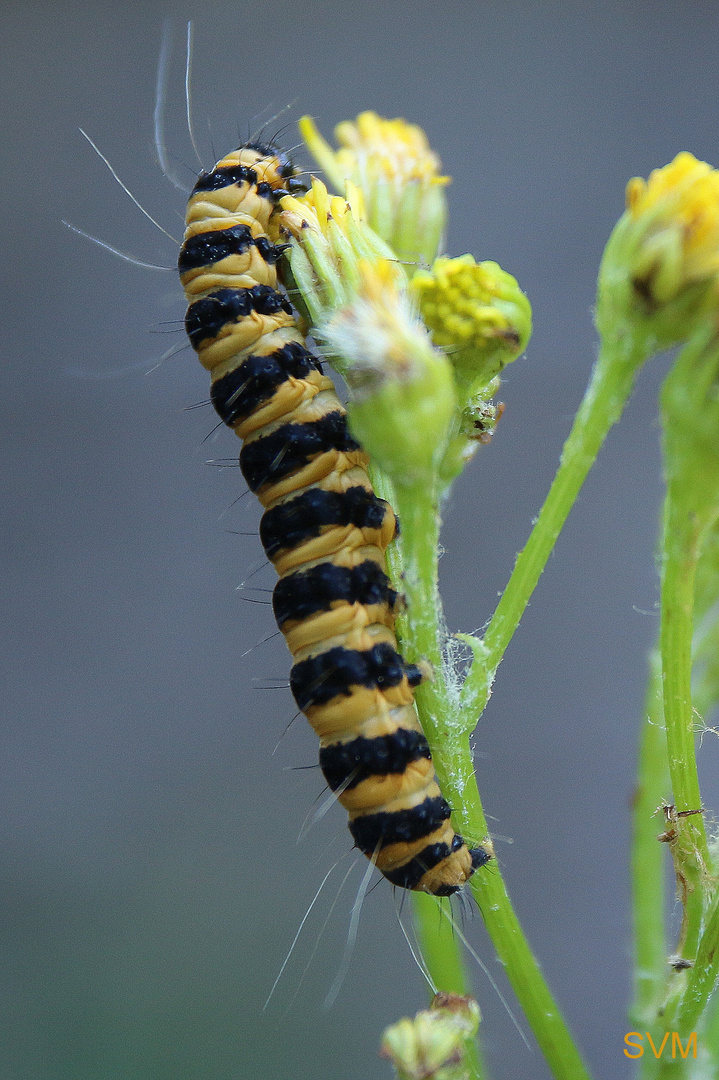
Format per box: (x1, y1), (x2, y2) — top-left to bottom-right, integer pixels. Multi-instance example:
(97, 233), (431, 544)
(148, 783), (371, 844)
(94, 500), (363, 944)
(179, 142), (489, 895)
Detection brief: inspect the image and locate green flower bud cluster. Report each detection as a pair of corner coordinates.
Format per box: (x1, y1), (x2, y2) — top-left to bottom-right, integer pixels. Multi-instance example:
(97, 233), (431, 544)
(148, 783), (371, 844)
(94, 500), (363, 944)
(410, 255), (530, 482)
(411, 255), (531, 397)
(280, 117), (532, 494)
(380, 994), (481, 1080)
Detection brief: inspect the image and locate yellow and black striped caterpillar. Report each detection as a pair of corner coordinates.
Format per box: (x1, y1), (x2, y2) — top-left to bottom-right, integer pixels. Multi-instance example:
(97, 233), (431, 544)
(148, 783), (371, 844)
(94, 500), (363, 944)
(178, 141), (489, 895)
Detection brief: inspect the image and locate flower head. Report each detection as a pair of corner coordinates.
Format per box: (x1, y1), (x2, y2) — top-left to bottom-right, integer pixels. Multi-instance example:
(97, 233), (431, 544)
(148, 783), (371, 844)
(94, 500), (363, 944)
(310, 111), (449, 192)
(321, 260), (457, 487)
(411, 254), (532, 395)
(380, 994), (480, 1080)
(279, 176), (402, 338)
(299, 112), (449, 271)
(598, 152), (719, 347)
(626, 152), (719, 295)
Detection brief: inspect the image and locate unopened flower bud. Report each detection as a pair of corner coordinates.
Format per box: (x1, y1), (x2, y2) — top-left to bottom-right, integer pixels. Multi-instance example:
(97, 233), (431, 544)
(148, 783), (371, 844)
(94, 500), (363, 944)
(300, 111), (449, 272)
(280, 177), (403, 345)
(380, 994), (480, 1080)
(598, 152), (719, 348)
(321, 260), (456, 487)
(411, 254), (531, 397)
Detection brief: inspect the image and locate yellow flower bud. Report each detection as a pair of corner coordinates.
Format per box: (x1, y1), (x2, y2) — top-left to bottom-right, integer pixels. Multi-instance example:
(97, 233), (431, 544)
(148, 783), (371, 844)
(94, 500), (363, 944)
(598, 152), (719, 347)
(626, 152), (719, 299)
(299, 112), (449, 272)
(411, 254), (531, 395)
(279, 177), (402, 334)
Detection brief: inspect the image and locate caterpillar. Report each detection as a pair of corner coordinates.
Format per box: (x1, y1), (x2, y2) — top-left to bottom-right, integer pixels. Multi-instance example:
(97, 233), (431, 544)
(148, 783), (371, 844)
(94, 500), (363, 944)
(178, 140), (490, 895)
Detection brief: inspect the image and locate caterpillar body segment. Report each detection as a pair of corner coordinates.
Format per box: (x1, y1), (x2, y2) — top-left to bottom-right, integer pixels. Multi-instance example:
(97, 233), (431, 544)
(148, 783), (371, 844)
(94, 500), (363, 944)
(179, 142), (490, 895)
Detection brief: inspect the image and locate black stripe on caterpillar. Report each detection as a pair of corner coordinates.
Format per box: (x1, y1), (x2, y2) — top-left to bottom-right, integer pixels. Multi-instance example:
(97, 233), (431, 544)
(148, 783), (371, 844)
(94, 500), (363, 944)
(178, 141), (490, 895)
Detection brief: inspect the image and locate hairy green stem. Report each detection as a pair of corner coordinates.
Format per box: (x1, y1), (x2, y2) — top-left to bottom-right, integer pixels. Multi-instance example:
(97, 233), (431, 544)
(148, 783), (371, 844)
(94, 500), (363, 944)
(378, 317), (654, 1080)
(659, 486), (710, 971)
(392, 483), (446, 726)
(394, 479), (593, 1080)
(384, 479), (483, 1077)
(410, 893), (486, 1080)
(468, 870), (592, 1080)
(653, 484), (719, 1049)
(410, 893), (473, 997)
(650, 894), (719, 1076)
(675, 888), (719, 1036)
(458, 330), (649, 730)
(631, 651), (671, 1027)
(661, 490), (709, 837)
(697, 973), (719, 1074)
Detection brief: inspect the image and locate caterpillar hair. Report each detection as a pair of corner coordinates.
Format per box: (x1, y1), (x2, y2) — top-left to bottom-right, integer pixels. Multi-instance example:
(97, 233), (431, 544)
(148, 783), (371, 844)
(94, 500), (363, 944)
(178, 139), (490, 895)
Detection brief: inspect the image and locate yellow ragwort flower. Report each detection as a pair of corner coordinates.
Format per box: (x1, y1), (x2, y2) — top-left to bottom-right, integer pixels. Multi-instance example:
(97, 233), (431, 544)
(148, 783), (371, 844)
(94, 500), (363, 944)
(597, 152), (719, 347)
(411, 254), (532, 394)
(279, 176), (402, 330)
(301, 111), (449, 193)
(281, 174), (365, 236)
(626, 152), (719, 292)
(299, 112), (449, 271)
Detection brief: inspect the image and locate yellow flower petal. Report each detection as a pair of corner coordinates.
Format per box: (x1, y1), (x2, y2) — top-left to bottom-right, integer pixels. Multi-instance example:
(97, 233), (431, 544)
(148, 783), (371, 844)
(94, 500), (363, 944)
(299, 112), (449, 271)
(626, 152), (719, 287)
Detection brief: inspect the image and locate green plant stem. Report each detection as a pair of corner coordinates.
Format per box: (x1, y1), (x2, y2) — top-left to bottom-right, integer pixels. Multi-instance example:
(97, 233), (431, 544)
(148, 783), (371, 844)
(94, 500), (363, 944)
(458, 329), (649, 729)
(382, 317), (651, 1080)
(391, 482), (446, 726)
(470, 869), (593, 1080)
(675, 889), (719, 1036)
(385, 480), (483, 1078)
(697, 973), (719, 1074)
(653, 482), (719, 1047)
(631, 651), (671, 1027)
(411, 893), (473, 996)
(661, 487), (709, 831)
(659, 483), (711, 972)
(410, 893), (486, 1080)
(393, 479), (593, 1080)
(651, 879), (719, 1077)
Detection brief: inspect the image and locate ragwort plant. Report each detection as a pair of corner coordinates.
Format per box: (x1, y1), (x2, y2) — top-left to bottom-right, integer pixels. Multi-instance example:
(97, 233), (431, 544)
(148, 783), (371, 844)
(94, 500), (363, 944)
(282, 117), (719, 1079)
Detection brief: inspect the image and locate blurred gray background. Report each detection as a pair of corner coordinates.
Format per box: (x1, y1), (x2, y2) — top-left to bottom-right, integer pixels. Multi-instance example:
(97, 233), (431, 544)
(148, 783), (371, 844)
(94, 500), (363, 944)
(3, 1), (719, 1078)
